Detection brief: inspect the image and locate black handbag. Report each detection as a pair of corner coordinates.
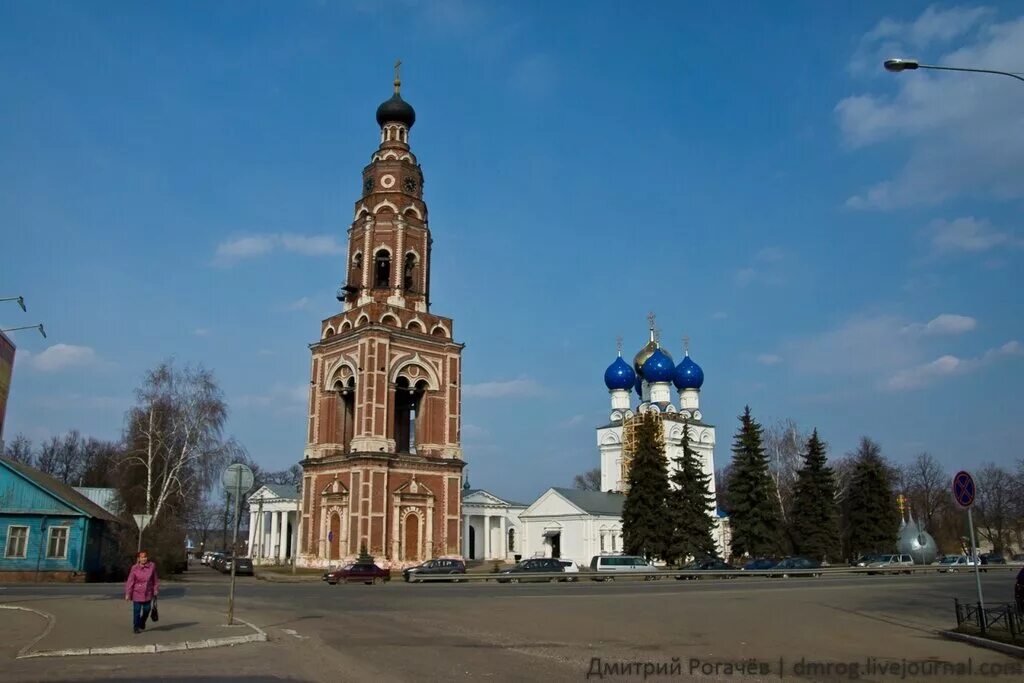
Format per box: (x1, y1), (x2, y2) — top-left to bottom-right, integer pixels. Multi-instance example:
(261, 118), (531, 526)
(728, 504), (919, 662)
(151, 597), (159, 623)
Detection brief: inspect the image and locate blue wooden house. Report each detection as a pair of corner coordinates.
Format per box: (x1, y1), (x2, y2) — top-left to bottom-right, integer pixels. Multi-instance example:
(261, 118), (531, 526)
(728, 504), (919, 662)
(0, 456), (120, 581)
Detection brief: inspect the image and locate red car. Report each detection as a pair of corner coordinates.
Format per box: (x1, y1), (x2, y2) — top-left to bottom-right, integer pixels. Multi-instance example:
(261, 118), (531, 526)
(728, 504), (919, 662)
(322, 562), (391, 585)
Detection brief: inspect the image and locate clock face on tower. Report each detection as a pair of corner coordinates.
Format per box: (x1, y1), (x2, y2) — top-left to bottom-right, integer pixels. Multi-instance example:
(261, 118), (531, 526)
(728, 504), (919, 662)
(363, 177), (374, 194)
(403, 176), (417, 193)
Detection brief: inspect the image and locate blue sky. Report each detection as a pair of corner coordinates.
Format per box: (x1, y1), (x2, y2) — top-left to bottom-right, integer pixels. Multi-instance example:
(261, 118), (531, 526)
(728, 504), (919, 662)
(2, 1), (1022, 502)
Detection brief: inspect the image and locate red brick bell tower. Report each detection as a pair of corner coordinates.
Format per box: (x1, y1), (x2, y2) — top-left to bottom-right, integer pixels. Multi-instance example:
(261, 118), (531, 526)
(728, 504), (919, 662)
(298, 65), (464, 568)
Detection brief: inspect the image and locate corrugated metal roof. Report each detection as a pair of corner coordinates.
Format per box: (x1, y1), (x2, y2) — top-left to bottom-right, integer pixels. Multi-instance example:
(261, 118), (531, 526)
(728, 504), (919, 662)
(551, 487), (625, 516)
(0, 457), (120, 522)
(73, 487), (119, 515)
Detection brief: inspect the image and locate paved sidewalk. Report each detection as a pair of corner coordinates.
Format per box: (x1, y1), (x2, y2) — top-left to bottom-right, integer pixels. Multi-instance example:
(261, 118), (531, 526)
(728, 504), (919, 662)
(0, 593), (265, 658)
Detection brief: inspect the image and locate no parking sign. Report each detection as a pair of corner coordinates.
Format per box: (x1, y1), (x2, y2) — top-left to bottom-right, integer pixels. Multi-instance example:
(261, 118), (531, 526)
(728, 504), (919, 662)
(952, 470), (976, 509)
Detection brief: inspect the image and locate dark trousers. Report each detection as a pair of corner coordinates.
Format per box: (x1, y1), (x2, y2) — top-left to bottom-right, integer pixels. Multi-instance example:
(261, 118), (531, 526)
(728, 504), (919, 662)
(132, 600), (152, 630)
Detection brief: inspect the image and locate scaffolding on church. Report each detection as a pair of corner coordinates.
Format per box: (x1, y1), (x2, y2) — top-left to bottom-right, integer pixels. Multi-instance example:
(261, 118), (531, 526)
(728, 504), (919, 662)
(619, 411), (663, 493)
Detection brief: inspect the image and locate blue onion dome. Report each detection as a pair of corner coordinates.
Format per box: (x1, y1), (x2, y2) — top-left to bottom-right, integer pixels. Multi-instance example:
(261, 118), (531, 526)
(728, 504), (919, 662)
(604, 356), (636, 391)
(641, 348), (675, 383)
(674, 354), (704, 390)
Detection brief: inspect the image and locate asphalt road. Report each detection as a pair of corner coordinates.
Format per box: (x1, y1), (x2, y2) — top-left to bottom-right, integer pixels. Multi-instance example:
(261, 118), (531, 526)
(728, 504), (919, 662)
(1, 567), (1021, 682)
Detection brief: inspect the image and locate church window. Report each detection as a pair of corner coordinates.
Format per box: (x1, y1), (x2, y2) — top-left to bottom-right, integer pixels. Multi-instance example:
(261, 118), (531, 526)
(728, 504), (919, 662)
(394, 376), (428, 453)
(374, 249), (391, 289)
(507, 527), (516, 553)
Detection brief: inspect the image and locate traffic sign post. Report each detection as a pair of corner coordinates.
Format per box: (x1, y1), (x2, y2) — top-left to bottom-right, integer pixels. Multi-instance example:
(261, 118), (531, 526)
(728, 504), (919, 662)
(133, 514), (153, 553)
(952, 470), (985, 621)
(222, 463), (254, 626)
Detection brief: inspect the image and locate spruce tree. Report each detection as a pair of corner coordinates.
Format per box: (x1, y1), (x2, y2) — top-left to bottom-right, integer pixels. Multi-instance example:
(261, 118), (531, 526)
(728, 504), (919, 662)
(843, 437), (900, 559)
(666, 420), (717, 564)
(725, 406), (783, 558)
(790, 429), (840, 562)
(621, 412), (671, 560)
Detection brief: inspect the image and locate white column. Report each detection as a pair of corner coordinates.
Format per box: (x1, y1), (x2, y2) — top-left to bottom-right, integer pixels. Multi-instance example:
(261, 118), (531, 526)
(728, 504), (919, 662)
(277, 512), (287, 562)
(483, 514), (491, 559)
(269, 511), (280, 565)
(261, 512), (270, 561)
(463, 515), (471, 559)
(247, 511), (257, 557)
(499, 515), (507, 561)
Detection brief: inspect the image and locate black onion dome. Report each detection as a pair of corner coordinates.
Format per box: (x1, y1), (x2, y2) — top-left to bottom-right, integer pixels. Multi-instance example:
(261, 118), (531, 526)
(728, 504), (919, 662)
(375, 93), (416, 128)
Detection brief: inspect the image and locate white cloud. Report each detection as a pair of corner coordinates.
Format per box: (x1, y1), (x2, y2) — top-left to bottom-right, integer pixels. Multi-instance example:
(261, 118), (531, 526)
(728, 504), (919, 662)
(213, 233), (344, 266)
(193, 328), (210, 337)
(25, 344), (99, 372)
(235, 384), (309, 414)
(887, 340), (1023, 390)
(923, 314), (976, 335)
(711, 311), (729, 320)
(734, 268), (757, 287)
(287, 296), (313, 311)
(463, 377), (542, 398)
(756, 354), (782, 365)
(838, 10), (1024, 209)
(461, 423), (489, 440)
(755, 246), (786, 263)
(927, 217), (1022, 253)
(788, 315), (918, 376)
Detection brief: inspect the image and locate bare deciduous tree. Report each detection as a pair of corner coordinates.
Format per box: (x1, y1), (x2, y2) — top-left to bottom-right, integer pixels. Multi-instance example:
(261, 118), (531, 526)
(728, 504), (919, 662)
(900, 452), (948, 529)
(973, 463), (1016, 555)
(123, 361), (232, 526)
(2, 433), (34, 465)
(572, 467), (602, 492)
(763, 418), (808, 527)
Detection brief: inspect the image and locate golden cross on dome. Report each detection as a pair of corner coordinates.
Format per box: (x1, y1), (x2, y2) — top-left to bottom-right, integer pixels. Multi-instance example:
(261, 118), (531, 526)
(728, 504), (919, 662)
(646, 311), (656, 330)
(654, 328), (662, 345)
(394, 59), (402, 94)
(616, 336), (623, 355)
(683, 335), (690, 355)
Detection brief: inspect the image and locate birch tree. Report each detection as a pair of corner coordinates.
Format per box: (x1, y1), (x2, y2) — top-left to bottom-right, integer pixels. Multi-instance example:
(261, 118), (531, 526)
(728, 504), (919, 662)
(123, 361), (231, 525)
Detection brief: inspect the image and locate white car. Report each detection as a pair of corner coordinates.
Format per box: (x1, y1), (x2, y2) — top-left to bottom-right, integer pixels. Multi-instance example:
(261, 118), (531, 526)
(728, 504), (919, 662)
(866, 554), (915, 574)
(938, 555), (977, 573)
(558, 560), (580, 581)
(588, 555), (658, 580)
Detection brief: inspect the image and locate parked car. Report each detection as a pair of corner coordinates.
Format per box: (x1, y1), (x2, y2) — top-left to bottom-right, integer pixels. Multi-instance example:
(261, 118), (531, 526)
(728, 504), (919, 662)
(677, 557), (732, 579)
(979, 553), (1006, 567)
(740, 558), (779, 572)
(770, 557), (822, 577)
(322, 562), (391, 585)
(220, 557), (254, 576)
(203, 551), (225, 567)
(866, 554), (915, 575)
(853, 554), (884, 568)
(937, 555), (977, 573)
(1012, 554), (1024, 563)
(403, 558), (466, 582)
(211, 554), (229, 572)
(1015, 567), (1023, 614)
(588, 555), (657, 580)
(558, 560), (580, 581)
(497, 558), (565, 583)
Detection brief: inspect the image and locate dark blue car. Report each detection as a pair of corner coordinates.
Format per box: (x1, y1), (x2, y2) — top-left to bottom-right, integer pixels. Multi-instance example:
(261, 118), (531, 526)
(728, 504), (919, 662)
(741, 558), (778, 571)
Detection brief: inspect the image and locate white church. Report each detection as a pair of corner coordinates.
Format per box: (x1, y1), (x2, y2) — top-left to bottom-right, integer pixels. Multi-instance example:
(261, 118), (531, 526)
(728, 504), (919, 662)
(460, 321), (730, 566)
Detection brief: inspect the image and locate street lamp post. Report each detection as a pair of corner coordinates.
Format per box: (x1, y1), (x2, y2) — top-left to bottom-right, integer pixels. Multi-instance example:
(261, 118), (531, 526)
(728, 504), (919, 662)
(1, 324), (46, 339)
(883, 58), (1024, 84)
(0, 297), (27, 312)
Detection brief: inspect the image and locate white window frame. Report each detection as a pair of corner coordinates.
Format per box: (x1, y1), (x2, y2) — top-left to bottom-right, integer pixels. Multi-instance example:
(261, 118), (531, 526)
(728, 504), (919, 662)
(47, 526), (69, 559)
(5, 525), (30, 558)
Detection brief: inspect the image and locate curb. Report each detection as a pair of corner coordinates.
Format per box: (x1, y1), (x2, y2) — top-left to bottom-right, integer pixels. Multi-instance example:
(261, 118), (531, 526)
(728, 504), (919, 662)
(940, 630), (1024, 659)
(1, 604), (268, 659)
(255, 573), (321, 583)
(0, 604), (57, 658)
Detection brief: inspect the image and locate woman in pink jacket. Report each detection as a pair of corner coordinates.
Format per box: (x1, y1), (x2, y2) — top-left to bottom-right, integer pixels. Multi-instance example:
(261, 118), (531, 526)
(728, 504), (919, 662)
(124, 550), (160, 634)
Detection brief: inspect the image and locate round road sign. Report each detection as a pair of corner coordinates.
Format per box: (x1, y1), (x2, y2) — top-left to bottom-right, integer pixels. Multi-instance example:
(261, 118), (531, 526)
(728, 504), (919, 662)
(222, 463), (255, 495)
(952, 470), (975, 509)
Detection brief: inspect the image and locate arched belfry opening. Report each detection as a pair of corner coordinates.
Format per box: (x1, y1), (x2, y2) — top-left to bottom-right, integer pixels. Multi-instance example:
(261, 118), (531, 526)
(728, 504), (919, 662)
(403, 252), (417, 292)
(333, 376), (357, 453)
(374, 249), (391, 289)
(394, 376), (428, 453)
